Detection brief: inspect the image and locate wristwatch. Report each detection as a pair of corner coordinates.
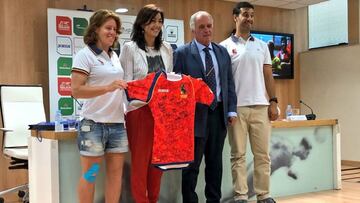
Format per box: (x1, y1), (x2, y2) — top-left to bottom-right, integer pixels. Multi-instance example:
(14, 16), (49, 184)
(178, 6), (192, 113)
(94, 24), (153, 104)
(269, 97), (278, 103)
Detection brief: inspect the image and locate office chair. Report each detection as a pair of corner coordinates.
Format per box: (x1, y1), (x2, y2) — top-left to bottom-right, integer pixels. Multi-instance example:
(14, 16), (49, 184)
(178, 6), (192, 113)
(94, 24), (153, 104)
(0, 85), (46, 203)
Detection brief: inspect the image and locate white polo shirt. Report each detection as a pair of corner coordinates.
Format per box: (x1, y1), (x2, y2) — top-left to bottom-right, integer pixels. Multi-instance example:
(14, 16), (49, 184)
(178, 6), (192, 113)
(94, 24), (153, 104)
(72, 44), (125, 123)
(220, 35), (272, 107)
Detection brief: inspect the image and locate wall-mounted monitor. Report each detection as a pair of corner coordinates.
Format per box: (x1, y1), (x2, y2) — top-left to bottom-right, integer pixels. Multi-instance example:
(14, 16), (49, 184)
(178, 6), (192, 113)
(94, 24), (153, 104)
(251, 31), (294, 79)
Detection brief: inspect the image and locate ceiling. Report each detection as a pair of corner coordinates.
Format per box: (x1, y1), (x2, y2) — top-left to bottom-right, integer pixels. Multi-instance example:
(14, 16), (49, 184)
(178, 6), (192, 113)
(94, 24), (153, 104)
(222, 0), (329, 10)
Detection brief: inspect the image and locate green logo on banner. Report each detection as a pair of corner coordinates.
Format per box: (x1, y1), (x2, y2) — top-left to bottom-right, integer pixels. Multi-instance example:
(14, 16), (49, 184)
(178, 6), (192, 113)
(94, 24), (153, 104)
(58, 97), (74, 116)
(57, 57), (72, 76)
(73, 17), (88, 36)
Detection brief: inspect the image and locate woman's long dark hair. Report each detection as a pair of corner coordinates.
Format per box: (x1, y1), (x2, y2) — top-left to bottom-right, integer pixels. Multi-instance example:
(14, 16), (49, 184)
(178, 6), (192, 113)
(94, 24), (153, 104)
(131, 4), (164, 51)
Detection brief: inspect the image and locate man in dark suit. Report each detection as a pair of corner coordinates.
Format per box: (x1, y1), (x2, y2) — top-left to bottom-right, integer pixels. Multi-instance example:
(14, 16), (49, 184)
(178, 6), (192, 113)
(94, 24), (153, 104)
(173, 11), (237, 203)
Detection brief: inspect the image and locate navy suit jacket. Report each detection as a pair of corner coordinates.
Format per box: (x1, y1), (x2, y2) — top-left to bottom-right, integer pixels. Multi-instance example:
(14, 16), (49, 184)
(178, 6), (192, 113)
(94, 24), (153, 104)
(173, 40), (237, 138)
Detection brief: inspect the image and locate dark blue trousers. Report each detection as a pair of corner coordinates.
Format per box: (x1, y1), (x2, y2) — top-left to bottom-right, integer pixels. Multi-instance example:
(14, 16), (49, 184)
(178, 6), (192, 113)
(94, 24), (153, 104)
(182, 104), (227, 203)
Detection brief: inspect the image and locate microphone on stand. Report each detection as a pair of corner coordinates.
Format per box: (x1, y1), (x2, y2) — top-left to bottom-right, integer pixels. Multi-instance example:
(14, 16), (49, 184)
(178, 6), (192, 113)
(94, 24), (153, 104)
(299, 100), (316, 120)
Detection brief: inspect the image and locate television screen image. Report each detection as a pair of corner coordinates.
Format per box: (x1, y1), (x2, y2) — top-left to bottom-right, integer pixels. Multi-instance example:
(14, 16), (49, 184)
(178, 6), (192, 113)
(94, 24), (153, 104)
(251, 31), (294, 79)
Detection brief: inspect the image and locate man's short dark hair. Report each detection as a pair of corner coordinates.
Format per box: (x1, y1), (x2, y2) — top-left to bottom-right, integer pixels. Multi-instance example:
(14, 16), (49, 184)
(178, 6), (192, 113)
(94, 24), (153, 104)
(233, 2), (254, 16)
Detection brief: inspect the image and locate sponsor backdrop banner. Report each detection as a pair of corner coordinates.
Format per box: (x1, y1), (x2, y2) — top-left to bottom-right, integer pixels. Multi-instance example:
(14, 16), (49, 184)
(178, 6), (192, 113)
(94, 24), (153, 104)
(48, 8), (184, 119)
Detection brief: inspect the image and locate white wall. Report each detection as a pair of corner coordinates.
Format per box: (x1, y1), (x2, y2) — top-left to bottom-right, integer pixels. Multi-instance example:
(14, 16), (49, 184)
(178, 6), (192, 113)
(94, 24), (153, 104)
(300, 44), (360, 161)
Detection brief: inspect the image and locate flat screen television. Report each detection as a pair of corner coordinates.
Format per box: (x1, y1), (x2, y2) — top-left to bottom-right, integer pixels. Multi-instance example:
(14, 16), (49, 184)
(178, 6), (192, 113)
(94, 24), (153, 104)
(251, 31), (294, 79)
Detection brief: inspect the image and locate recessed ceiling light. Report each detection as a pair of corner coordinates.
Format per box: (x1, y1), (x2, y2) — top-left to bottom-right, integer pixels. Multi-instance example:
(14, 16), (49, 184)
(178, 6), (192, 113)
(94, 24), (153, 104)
(115, 8), (128, 13)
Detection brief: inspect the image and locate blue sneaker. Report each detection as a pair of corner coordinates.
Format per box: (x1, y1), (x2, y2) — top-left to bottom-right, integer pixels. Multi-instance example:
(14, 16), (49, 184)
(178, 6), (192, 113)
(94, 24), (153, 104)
(257, 197), (276, 203)
(235, 200), (248, 203)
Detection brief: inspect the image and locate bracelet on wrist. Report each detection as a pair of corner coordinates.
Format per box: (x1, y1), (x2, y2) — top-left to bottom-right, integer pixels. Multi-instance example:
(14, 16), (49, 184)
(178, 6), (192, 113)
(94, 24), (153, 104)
(269, 97), (278, 103)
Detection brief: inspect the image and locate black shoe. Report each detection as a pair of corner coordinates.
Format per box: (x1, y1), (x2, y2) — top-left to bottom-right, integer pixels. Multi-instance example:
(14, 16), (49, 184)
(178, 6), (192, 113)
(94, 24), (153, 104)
(257, 197), (276, 203)
(234, 200), (248, 203)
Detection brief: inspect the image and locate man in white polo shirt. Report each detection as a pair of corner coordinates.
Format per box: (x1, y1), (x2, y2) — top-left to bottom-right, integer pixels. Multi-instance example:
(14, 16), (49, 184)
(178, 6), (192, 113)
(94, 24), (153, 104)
(220, 2), (278, 203)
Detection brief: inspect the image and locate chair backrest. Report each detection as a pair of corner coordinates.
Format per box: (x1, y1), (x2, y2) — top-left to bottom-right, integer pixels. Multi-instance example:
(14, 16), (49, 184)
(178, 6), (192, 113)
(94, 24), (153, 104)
(0, 85), (46, 148)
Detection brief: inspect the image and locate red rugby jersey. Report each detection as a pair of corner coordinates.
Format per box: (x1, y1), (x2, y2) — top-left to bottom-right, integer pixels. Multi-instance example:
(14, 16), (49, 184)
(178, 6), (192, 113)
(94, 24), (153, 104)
(126, 71), (214, 170)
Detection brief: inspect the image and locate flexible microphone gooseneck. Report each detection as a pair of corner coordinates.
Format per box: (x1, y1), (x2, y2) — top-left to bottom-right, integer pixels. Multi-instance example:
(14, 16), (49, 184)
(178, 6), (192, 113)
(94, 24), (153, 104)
(299, 100), (316, 120)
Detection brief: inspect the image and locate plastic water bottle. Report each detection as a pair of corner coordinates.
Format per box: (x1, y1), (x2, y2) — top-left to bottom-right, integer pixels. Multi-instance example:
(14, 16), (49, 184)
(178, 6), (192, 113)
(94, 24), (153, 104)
(55, 110), (64, 132)
(286, 105), (293, 120)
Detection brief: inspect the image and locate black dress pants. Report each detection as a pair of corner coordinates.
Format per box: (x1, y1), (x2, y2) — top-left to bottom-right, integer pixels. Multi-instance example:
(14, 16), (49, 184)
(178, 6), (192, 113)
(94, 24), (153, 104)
(182, 104), (227, 203)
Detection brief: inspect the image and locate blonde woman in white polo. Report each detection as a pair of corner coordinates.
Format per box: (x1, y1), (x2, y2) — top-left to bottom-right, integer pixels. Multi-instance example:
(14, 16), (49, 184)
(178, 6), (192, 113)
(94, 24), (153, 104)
(71, 9), (128, 203)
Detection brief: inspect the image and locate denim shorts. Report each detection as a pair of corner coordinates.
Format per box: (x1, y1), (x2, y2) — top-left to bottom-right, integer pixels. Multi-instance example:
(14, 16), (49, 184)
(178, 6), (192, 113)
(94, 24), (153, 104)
(77, 119), (128, 156)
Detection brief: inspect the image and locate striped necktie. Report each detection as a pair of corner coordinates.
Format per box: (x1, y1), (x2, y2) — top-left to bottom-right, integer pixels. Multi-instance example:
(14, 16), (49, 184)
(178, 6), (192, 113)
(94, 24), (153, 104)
(203, 47), (217, 110)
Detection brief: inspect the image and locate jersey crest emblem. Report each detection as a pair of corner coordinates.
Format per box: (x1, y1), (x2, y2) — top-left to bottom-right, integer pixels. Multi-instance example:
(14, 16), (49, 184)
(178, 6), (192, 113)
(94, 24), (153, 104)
(180, 84), (187, 98)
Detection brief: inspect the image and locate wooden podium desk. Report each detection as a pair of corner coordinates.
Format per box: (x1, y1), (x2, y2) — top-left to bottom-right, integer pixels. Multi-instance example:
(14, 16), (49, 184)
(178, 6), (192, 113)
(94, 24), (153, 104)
(271, 119), (338, 128)
(160, 119), (341, 202)
(268, 119), (341, 195)
(28, 119), (340, 203)
(28, 130), (106, 203)
(30, 130), (76, 140)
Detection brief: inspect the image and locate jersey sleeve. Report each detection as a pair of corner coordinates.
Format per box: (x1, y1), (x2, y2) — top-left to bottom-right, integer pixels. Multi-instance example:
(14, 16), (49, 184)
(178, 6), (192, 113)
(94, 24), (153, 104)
(125, 72), (156, 102)
(72, 49), (91, 76)
(190, 77), (214, 106)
